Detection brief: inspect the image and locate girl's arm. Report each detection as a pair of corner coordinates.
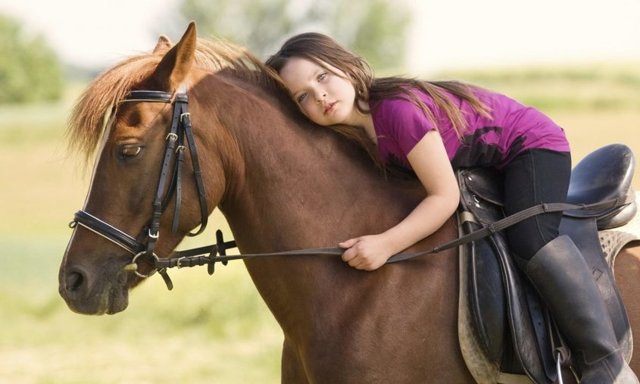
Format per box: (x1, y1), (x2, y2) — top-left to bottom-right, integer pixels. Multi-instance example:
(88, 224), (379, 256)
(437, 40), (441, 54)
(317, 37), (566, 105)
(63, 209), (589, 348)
(340, 130), (460, 270)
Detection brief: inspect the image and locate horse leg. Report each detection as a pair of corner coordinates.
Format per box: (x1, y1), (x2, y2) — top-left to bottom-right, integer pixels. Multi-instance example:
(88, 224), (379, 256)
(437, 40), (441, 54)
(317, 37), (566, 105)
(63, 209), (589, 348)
(614, 243), (640, 374)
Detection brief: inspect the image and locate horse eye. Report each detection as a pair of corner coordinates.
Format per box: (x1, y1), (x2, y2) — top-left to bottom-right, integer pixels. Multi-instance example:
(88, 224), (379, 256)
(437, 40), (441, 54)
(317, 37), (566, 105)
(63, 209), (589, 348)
(120, 145), (142, 158)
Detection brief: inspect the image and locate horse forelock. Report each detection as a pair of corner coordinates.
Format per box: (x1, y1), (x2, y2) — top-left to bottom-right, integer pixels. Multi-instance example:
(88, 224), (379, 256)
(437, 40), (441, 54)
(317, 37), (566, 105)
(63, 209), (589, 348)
(67, 55), (157, 164)
(67, 37), (282, 165)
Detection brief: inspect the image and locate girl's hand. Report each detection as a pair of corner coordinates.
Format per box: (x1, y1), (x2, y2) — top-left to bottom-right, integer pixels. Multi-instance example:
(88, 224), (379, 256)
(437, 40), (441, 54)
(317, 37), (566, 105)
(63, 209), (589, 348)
(339, 234), (394, 271)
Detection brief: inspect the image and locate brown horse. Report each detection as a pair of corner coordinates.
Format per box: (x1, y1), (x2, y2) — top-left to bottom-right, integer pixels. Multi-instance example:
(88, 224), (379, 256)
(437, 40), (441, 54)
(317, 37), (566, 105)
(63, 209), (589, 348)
(58, 23), (640, 383)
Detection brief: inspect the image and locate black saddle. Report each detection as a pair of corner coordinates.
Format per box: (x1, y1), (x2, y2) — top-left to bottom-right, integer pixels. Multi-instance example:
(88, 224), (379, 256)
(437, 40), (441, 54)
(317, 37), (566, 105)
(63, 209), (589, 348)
(459, 144), (636, 384)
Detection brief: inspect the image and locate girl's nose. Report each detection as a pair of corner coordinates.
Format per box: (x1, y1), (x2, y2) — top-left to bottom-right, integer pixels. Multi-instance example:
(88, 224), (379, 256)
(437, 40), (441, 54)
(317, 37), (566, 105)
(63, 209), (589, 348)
(315, 90), (327, 102)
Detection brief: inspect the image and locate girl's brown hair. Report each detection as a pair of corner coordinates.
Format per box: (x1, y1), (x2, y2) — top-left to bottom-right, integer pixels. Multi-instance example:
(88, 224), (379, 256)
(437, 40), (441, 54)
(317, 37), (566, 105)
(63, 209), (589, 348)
(265, 32), (492, 163)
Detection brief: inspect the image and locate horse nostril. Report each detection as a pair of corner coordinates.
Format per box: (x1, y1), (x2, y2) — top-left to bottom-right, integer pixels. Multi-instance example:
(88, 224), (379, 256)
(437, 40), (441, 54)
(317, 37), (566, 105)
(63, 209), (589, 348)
(65, 269), (85, 293)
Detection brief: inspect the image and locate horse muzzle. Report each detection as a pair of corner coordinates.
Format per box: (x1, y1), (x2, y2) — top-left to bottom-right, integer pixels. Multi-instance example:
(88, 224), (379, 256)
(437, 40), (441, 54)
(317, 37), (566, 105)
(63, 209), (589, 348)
(58, 262), (131, 315)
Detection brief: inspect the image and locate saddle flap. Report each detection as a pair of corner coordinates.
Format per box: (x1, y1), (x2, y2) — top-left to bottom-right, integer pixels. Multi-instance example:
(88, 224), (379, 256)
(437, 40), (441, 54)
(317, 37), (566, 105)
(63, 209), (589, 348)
(459, 168), (504, 209)
(458, 169), (557, 383)
(463, 220), (506, 361)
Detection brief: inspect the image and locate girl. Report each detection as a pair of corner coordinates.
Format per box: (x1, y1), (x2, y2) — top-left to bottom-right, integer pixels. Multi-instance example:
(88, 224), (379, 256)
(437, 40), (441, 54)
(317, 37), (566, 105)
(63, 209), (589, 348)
(265, 33), (637, 383)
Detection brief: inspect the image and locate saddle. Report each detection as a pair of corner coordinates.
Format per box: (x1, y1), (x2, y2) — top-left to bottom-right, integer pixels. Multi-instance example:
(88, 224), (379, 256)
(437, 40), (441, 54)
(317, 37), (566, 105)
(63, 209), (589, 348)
(458, 144), (638, 384)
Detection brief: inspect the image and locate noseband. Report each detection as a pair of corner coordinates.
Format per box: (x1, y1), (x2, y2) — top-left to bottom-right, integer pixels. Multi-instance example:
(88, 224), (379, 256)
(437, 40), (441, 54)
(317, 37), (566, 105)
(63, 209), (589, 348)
(70, 90), (214, 287)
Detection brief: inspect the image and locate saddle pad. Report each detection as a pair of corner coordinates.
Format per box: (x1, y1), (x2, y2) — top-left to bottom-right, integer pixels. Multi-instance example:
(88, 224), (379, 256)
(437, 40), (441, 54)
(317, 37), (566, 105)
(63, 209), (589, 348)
(600, 191), (640, 267)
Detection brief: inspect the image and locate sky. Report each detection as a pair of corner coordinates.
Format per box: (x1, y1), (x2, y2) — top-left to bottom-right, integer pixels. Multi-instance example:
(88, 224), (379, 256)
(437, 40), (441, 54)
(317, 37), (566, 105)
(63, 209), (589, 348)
(1, 0), (639, 74)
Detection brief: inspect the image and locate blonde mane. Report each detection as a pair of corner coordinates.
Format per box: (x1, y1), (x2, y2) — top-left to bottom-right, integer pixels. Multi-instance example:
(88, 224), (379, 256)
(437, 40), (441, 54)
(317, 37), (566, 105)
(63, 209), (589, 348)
(67, 38), (276, 163)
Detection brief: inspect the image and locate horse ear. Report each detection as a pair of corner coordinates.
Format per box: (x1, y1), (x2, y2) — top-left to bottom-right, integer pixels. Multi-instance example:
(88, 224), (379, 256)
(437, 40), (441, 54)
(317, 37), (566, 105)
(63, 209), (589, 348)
(152, 35), (172, 54)
(152, 22), (197, 91)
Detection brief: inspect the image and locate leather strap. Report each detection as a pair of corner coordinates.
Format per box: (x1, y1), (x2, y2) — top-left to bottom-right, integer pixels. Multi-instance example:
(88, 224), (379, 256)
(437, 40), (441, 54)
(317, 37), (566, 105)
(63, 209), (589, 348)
(148, 99), (182, 254)
(181, 110), (209, 236)
(388, 197), (631, 263)
(72, 210), (144, 255)
(157, 195), (632, 270)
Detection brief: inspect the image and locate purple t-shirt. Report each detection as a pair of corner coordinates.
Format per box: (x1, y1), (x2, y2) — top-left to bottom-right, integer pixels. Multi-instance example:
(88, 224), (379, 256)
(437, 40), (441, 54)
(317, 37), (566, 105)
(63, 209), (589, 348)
(371, 87), (570, 170)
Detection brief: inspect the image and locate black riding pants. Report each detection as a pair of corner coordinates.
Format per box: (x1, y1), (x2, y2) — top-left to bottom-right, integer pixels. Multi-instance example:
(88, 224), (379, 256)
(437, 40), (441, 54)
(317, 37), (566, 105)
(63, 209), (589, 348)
(502, 149), (572, 261)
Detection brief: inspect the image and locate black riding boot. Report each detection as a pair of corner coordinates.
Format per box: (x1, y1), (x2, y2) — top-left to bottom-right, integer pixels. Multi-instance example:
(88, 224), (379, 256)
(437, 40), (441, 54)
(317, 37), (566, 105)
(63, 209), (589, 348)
(522, 235), (638, 383)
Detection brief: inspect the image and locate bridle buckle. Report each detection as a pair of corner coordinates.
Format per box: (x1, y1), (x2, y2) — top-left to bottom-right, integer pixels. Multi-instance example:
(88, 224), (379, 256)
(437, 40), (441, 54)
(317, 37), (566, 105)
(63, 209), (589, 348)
(148, 229), (159, 239)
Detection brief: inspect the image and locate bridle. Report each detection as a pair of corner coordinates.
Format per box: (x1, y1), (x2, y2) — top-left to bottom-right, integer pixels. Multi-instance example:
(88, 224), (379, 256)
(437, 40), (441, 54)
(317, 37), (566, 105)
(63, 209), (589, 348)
(70, 90), (228, 288)
(68, 90), (632, 291)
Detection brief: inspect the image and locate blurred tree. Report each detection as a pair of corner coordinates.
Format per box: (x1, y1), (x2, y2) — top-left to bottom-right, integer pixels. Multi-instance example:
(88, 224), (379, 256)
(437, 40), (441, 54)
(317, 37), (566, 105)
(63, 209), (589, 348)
(0, 13), (64, 104)
(175, 0), (411, 71)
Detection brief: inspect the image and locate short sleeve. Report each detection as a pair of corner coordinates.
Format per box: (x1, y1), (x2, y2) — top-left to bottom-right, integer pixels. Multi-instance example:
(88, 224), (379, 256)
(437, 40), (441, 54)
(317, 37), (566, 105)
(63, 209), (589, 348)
(375, 98), (437, 156)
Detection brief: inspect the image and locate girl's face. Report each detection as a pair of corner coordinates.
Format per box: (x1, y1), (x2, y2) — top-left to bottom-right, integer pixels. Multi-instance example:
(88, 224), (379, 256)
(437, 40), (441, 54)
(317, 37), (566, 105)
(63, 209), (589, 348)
(279, 57), (358, 127)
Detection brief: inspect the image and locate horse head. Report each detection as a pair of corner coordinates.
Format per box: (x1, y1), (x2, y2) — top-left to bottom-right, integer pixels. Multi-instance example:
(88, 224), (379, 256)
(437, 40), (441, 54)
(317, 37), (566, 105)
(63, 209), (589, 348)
(59, 23), (230, 314)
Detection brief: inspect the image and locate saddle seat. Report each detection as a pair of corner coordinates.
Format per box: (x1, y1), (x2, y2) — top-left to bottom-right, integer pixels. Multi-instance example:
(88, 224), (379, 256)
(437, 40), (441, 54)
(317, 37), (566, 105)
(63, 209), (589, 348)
(458, 144), (637, 384)
(565, 144), (637, 228)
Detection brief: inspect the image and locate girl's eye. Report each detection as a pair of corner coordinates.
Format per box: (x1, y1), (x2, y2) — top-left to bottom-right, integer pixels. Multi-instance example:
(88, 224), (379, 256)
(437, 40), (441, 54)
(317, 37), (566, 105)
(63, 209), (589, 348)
(296, 93), (307, 104)
(318, 72), (327, 81)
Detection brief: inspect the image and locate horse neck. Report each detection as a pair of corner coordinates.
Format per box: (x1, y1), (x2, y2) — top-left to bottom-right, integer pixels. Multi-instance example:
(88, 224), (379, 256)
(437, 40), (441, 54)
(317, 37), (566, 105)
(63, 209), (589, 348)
(187, 74), (460, 343)
(193, 73), (424, 253)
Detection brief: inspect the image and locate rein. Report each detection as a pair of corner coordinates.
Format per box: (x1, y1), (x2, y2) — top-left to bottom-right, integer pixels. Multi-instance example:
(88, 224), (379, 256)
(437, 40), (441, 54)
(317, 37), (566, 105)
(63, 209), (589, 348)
(150, 198), (628, 290)
(155, 196), (628, 271)
(69, 89), (633, 291)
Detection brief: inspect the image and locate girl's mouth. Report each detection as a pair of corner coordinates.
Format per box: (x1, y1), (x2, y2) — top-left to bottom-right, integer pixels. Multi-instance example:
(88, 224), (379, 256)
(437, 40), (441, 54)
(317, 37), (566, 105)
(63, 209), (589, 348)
(324, 102), (337, 115)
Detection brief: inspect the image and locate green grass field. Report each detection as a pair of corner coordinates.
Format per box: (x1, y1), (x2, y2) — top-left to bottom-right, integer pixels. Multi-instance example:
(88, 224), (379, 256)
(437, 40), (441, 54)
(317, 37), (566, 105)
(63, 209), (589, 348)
(1, 62), (638, 383)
